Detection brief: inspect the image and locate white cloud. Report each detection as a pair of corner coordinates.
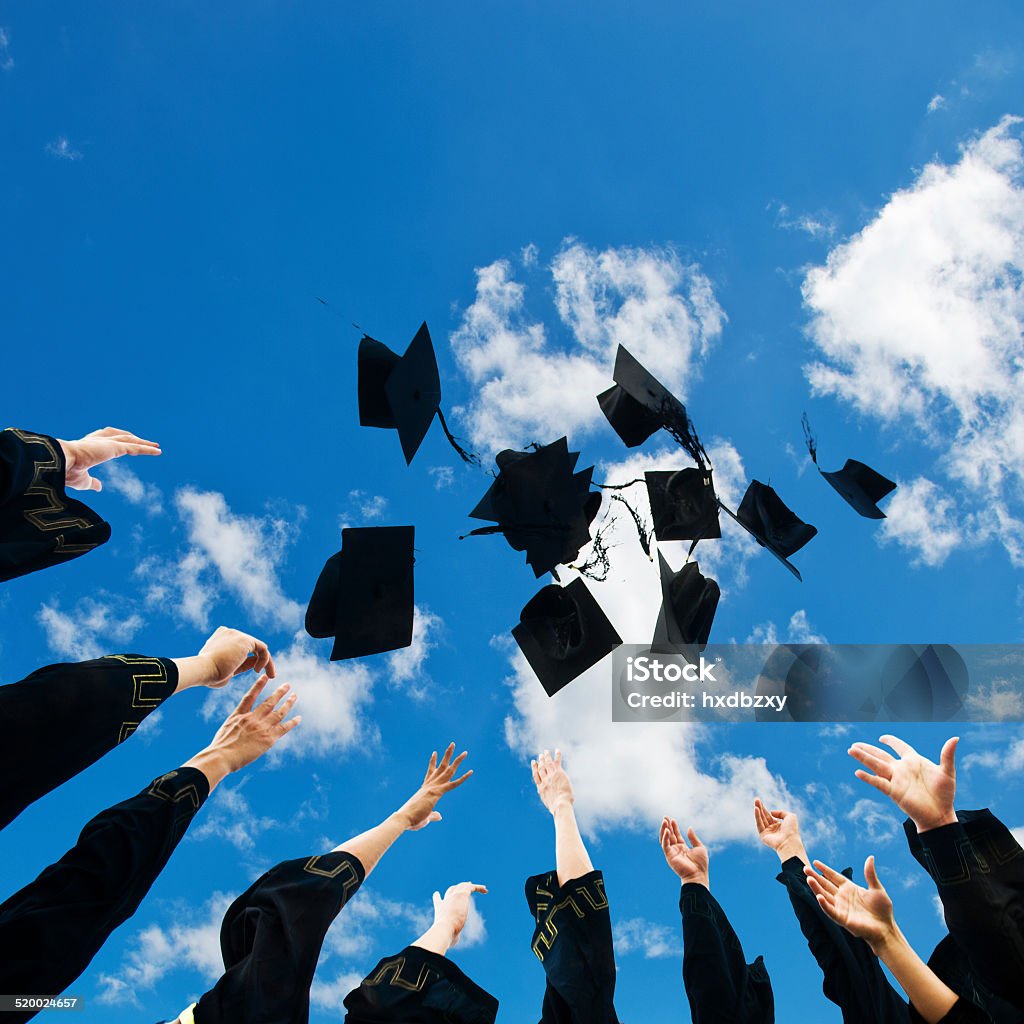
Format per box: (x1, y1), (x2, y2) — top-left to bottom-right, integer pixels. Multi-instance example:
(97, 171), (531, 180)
(802, 117), (1024, 569)
(347, 490), (389, 521)
(96, 893), (231, 1004)
(310, 969), (366, 1012)
(427, 465), (455, 490)
(962, 730), (1024, 776)
(386, 606), (442, 697)
(147, 488), (303, 631)
(964, 678), (1024, 720)
(1011, 826), (1024, 848)
(191, 783), (282, 851)
(100, 461), (164, 515)
(457, 897), (487, 949)
(614, 917), (680, 959)
(771, 202), (837, 239)
(199, 633), (377, 761)
(0, 28), (13, 71)
(45, 136), (82, 161)
(876, 477), (974, 568)
(450, 240), (725, 454)
(927, 94), (947, 114)
(845, 797), (900, 846)
(37, 598), (143, 660)
(747, 609), (827, 645)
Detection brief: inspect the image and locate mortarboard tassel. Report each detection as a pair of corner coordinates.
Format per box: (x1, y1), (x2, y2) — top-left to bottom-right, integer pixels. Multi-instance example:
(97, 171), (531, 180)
(436, 408), (481, 467)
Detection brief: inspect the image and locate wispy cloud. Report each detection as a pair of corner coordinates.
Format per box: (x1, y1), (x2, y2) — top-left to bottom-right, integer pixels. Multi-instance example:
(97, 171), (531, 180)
(45, 136), (83, 161)
(0, 28), (13, 71)
(37, 597), (144, 661)
(770, 201), (837, 240)
(615, 917), (681, 959)
(100, 461), (164, 515)
(386, 605), (442, 698)
(747, 609), (827, 645)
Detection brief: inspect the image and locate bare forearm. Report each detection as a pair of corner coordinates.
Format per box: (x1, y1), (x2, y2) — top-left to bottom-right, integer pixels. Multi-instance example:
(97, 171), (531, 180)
(412, 920), (457, 956)
(775, 837), (810, 867)
(333, 812), (407, 879)
(171, 655), (215, 693)
(873, 927), (958, 1023)
(552, 802), (593, 886)
(181, 748), (232, 793)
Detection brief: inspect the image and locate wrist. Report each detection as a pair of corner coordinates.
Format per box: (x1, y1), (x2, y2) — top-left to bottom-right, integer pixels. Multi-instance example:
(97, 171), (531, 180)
(775, 839), (809, 865)
(866, 920), (904, 959)
(914, 810), (957, 834)
(172, 654), (218, 692)
(679, 872), (710, 890)
(182, 746), (234, 791)
(551, 798), (575, 818)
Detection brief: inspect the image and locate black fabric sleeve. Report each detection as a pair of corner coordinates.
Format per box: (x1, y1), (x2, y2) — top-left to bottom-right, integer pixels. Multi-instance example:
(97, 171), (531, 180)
(0, 766), (209, 1022)
(0, 428), (110, 582)
(524, 869), (619, 1024)
(343, 945), (499, 1024)
(909, 996), (996, 1024)
(905, 810), (1024, 1012)
(776, 857), (909, 1023)
(680, 882), (775, 1024)
(192, 851), (365, 1024)
(0, 654), (178, 831)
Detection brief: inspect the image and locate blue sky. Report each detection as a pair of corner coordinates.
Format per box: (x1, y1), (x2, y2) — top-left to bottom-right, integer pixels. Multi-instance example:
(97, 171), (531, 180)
(2, 3), (1024, 1021)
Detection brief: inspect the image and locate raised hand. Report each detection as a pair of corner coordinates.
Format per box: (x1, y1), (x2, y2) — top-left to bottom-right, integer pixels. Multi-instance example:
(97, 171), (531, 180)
(848, 735), (958, 833)
(660, 817), (710, 888)
(754, 799), (808, 864)
(396, 744), (473, 831)
(531, 749), (575, 814)
(805, 856), (897, 954)
(58, 426), (161, 492)
(431, 882), (488, 948)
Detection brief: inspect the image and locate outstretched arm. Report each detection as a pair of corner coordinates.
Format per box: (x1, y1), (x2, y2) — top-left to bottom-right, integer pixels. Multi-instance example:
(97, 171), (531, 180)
(805, 857), (959, 1024)
(848, 734), (958, 834)
(532, 749), (592, 886)
(754, 799), (809, 866)
(57, 426), (161, 492)
(172, 625), (277, 692)
(335, 743), (472, 879)
(413, 882), (489, 956)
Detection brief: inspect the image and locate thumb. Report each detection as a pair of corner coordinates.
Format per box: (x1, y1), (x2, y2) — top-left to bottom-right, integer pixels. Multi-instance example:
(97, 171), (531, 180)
(864, 855), (882, 891)
(940, 736), (959, 777)
(432, 891), (443, 915)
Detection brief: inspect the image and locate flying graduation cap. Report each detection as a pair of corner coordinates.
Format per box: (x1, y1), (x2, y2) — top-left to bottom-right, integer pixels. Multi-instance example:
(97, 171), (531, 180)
(597, 345), (709, 468)
(651, 554), (720, 652)
(802, 415), (897, 519)
(305, 526), (414, 660)
(645, 468), (721, 544)
(512, 578), (622, 696)
(720, 480), (817, 581)
(358, 322), (475, 465)
(465, 438), (601, 578)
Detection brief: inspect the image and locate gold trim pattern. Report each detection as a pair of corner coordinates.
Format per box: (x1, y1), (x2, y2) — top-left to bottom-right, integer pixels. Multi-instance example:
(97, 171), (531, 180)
(101, 655), (169, 708)
(303, 855), (362, 897)
(147, 771), (202, 809)
(532, 877), (608, 961)
(364, 954), (434, 992)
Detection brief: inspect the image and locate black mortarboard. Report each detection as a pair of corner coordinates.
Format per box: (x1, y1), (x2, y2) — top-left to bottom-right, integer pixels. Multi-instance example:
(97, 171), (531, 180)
(358, 323), (441, 464)
(651, 555), (720, 652)
(598, 346), (709, 467)
(721, 480), (816, 581)
(802, 415), (897, 519)
(645, 468), (721, 543)
(305, 526), (414, 660)
(512, 578), (621, 696)
(467, 438), (601, 578)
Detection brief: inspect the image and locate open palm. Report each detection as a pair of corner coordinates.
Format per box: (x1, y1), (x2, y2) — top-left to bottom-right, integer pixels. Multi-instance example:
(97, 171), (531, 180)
(753, 799), (800, 852)
(849, 735), (957, 832)
(660, 817), (709, 885)
(805, 857), (895, 951)
(60, 426), (161, 491)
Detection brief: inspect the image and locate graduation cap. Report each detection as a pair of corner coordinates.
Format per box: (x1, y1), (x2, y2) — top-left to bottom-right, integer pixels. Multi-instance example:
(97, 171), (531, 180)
(720, 480), (817, 581)
(597, 345), (709, 467)
(512, 578), (621, 696)
(802, 415), (897, 519)
(305, 526), (414, 660)
(465, 438), (601, 578)
(645, 468), (721, 544)
(358, 322), (476, 465)
(651, 555), (720, 652)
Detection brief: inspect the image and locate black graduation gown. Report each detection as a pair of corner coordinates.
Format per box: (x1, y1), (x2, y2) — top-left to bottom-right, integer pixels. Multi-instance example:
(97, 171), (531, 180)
(525, 869), (620, 1024)
(0, 654), (177, 832)
(192, 851), (366, 1024)
(0, 428), (110, 582)
(905, 810), (1024, 1016)
(680, 882), (775, 1024)
(0, 766), (209, 1023)
(343, 945), (499, 1024)
(776, 856), (909, 1023)
(913, 936), (1015, 1024)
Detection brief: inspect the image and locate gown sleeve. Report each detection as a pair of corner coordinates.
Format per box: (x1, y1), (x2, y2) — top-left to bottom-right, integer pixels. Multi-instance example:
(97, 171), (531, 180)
(0, 654), (177, 832)
(525, 869), (620, 1024)
(680, 882), (775, 1024)
(905, 810), (1024, 1013)
(775, 856), (909, 1023)
(342, 945), (499, 1024)
(0, 428), (110, 582)
(0, 766), (209, 1022)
